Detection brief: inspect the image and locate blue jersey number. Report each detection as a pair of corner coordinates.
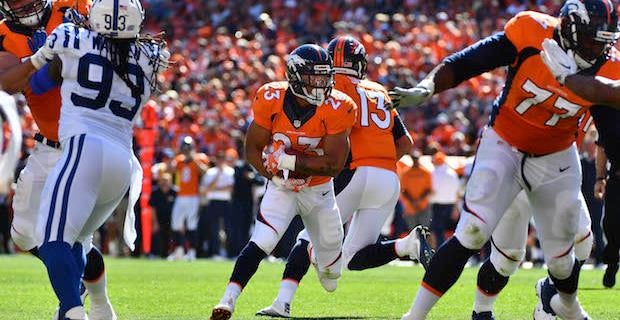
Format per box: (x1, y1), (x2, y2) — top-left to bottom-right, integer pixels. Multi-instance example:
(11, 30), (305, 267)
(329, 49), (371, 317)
(70, 53), (145, 121)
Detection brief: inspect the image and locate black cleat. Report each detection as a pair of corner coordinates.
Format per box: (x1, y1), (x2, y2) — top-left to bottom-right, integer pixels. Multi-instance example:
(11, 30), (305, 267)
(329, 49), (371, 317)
(471, 311), (495, 320)
(603, 263), (618, 288)
(415, 225), (435, 270)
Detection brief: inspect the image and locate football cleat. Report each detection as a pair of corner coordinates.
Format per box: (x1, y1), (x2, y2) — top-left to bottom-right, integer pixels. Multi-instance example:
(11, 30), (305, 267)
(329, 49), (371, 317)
(471, 311), (495, 320)
(89, 300), (117, 320)
(210, 303), (233, 320)
(534, 278), (557, 320)
(603, 263), (618, 288)
(401, 225), (434, 270)
(62, 306), (88, 320)
(256, 300), (291, 318)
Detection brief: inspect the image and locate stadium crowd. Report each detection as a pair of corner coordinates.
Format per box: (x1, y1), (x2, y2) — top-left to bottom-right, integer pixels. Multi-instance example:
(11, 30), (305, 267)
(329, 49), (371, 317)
(0, 0), (606, 266)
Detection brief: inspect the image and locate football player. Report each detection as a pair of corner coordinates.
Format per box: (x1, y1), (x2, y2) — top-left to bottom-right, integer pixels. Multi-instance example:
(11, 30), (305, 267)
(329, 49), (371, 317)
(257, 36), (433, 318)
(0, 1), (119, 319)
(542, 29), (620, 290)
(391, 1), (620, 319)
(167, 135), (207, 261)
(468, 111), (595, 320)
(210, 44), (357, 320)
(12, 0), (168, 318)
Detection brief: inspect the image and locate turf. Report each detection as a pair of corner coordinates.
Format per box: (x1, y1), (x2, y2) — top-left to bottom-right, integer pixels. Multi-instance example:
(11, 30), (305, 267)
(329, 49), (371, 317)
(0, 255), (617, 319)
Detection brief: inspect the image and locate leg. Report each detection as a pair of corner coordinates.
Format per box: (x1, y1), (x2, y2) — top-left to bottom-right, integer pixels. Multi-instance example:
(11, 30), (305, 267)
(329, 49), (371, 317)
(574, 192), (593, 264)
(603, 176), (620, 287)
(474, 190), (530, 315)
(185, 196), (200, 260)
(404, 128), (522, 320)
(527, 148), (589, 319)
(298, 182), (344, 292)
(212, 182), (297, 319)
(169, 197), (186, 260)
(11, 146), (59, 252)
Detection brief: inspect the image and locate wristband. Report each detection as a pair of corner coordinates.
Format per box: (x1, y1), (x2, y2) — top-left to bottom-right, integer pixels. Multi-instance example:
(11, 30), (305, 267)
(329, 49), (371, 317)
(278, 153), (296, 171)
(596, 177), (606, 181)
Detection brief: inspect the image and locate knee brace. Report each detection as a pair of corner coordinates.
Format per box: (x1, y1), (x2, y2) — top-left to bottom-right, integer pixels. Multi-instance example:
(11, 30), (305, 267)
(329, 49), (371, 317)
(249, 223), (280, 254)
(477, 259), (510, 295)
(489, 243), (525, 277)
(574, 231), (593, 263)
(547, 253), (575, 281)
(84, 247), (105, 282)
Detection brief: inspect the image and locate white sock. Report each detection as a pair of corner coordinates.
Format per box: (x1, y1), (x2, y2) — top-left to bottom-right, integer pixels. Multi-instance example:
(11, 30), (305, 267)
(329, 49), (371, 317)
(276, 279), (299, 304)
(219, 282), (242, 306)
(404, 285), (441, 320)
(84, 272), (109, 304)
(473, 288), (497, 313)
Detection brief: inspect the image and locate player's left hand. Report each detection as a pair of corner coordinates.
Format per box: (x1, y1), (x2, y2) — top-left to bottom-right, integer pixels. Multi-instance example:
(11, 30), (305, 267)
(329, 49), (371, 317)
(27, 28), (48, 54)
(63, 8), (87, 25)
(540, 38), (577, 85)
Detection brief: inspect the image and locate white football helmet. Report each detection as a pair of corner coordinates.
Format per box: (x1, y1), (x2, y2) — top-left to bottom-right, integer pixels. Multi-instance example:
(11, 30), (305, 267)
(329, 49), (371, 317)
(0, 0), (51, 28)
(88, 0), (144, 39)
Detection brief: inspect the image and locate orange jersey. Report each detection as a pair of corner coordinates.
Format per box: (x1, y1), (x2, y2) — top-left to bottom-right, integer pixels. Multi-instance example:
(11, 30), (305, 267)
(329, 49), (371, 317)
(334, 74), (400, 172)
(174, 153), (208, 196)
(0, 0), (91, 141)
(252, 81), (357, 186)
(491, 11), (620, 155)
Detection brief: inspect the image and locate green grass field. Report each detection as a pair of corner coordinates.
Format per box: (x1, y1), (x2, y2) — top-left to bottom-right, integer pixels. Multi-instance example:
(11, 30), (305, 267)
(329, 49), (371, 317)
(0, 255), (617, 320)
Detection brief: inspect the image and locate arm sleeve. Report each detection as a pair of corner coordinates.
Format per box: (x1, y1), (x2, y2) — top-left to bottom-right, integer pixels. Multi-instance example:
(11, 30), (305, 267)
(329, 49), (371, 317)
(391, 111), (408, 141)
(443, 32), (518, 85)
(29, 64), (59, 94)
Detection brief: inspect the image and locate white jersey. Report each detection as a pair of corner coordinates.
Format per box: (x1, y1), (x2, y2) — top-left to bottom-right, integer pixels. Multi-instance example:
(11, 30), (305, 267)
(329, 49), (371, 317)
(47, 23), (163, 149)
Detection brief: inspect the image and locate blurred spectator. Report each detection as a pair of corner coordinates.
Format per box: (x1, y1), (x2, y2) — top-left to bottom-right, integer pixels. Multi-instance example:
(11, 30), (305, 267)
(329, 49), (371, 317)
(168, 136), (208, 261)
(400, 151), (432, 230)
(429, 152), (460, 247)
(581, 129), (604, 265)
(149, 173), (177, 258)
(230, 149), (265, 257)
(201, 151), (235, 258)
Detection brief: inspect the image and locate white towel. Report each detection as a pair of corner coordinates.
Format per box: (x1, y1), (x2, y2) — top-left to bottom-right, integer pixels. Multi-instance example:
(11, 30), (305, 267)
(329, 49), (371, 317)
(123, 153), (143, 251)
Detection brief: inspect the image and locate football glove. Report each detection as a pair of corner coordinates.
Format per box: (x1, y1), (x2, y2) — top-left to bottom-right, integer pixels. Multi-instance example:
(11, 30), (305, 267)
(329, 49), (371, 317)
(29, 39), (55, 70)
(540, 38), (577, 85)
(388, 78), (435, 109)
(262, 141), (296, 175)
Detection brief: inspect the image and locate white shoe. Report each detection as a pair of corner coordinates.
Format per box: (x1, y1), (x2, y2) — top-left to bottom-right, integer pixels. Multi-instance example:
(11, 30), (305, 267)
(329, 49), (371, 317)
(89, 300), (117, 320)
(210, 303), (233, 320)
(184, 249), (197, 261)
(256, 300), (291, 318)
(534, 278), (557, 320)
(167, 247), (184, 261)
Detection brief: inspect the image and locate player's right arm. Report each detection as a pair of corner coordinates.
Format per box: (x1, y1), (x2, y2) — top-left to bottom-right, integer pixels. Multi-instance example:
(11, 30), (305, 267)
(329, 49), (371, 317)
(564, 75), (620, 107)
(392, 111), (413, 159)
(245, 121), (274, 179)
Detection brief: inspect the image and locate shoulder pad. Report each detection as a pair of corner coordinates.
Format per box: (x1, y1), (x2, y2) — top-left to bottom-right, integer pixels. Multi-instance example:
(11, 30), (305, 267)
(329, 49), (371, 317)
(504, 11), (557, 51)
